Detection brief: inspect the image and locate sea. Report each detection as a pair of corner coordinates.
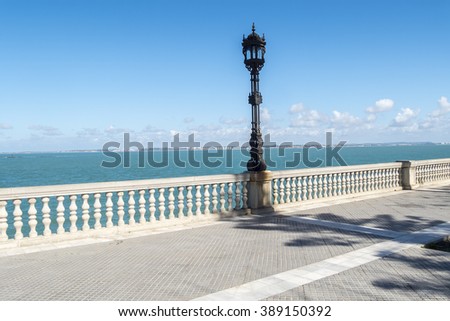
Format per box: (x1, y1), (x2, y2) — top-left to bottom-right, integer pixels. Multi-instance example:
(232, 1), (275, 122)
(1, 145), (450, 188)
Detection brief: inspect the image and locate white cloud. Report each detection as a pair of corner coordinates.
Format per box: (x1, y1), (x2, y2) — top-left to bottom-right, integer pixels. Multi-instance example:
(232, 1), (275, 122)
(289, 103), (304, 114)
(77, 128), (102, 137)
(431, 96), (450, 117)
(28, 124), (63, 136)
(261, 108), (271, 122)
(183, 117), (194, 124)
(331, 110), (362, 128)
(393, 108), (418, 125)
(366, 98), (394, 113)
(0, 123), (12, 130)
(439, 96), (450, 109)
(104, 125), (130, 135)
(389, 108), (420, 132)
(366, 114), (377, 122)
(289, 103), (325, 128)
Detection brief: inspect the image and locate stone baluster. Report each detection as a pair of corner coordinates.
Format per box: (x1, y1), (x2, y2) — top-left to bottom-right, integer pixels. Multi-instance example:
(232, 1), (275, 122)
(234, 182), (241, 210)
(391, 168), (396, 188)
(195, 185), (202, 217)
(279, 178), (285, 204)
(105, 192), (113, 228)
(357, 171), (362, 193)
(371, 170), (376, 190)
(168, 187), (175, 220)
(341, 173), (347, 195)
(149, 189), (156, 223)
(382, 169), (387, 188)
(219, 183), (226, 212)
(317, 175), (323, 198)
(56, 196), (65, 234)
(81, 194), (90, 231)
(322, 175), (328, 198)
(0, 201), (8, 241)
(186, 186), (193, 218)
(178, 186), (185, 219)
(362, 171), (368, 192)
(28, 198), (38, 237)
(291, 177), (297, 202)
(374, 170), (380, 190)
(390, 168), (396, 188)
(370, 170), (375, 191)
(242, 182), (248, 211)
(128, 191), (136, 226)
(94, 193), (102, 229)
(117, 192), (125, 227)
(302, 177), (308, 200)
(158, 188), (166, 222)
(330, 174), (336, 197)
(227, 183), (233, 211)
(211, 184), (218, 213)
(396, 168), (402, 187)
(380, 169), (385, 189)
(138, 190), (146, 223)
(42, 197), (51, 236)
(296, 177), (302, 201)
(377, 170), (383, 190)
(350, 172), (355, 194)
(13, 199), (23, 240)
(348, 172), (353, 194)
(204, 184), (211, 215)
(272, 179), (279, 205)
(336, 173), (342, 196)
(285, 178), (291, 203)
(306, 176), (312, 200)
(312, 175), (318, 199)
(69, 195), (78, 233)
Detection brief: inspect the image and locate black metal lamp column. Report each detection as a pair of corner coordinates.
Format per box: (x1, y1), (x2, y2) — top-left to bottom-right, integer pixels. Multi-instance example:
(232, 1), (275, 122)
(242, 23), (267, 172)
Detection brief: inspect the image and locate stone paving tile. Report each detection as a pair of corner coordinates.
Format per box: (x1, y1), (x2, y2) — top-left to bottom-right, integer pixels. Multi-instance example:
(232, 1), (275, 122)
(265, 247), (450, 301)
(0, 216), (387, 301)
(283, 186), (450, 233)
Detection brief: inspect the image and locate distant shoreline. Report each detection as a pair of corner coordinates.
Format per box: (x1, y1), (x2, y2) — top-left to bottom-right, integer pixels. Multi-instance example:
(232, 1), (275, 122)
(1, 142), (450, 155)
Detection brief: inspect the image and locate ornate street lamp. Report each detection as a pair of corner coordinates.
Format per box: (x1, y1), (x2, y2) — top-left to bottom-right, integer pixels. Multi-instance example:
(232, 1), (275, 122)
(242, 23), (267, 172)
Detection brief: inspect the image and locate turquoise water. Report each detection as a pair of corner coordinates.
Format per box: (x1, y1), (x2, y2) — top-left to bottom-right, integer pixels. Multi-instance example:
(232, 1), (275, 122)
(1, 145), (450, 188)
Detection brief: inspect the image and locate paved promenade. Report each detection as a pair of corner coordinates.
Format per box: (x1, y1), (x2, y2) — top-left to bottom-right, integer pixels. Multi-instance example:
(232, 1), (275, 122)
(0, 185), (449, 301)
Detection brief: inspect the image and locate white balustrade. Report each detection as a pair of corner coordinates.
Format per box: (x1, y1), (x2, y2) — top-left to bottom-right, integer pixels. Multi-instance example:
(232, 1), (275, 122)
(1, 161), (448, 243)
(270, 161), (426, 208)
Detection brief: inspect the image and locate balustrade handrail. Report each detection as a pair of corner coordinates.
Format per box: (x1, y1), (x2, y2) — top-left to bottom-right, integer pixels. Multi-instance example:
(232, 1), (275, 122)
(271, 162), (403, 179)
(413, 158), (450, 166)
(0, 173), (250, 201)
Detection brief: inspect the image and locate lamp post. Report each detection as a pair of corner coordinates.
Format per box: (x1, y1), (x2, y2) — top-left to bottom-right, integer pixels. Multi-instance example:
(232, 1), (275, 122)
(242, 23), (267, 172)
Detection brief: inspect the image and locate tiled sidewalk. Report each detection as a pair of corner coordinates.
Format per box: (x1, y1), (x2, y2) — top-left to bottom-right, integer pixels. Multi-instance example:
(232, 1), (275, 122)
(0, 185), (449, 301)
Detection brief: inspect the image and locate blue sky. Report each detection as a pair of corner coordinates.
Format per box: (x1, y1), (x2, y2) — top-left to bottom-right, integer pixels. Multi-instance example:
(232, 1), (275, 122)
(0, 0), (449, 152)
